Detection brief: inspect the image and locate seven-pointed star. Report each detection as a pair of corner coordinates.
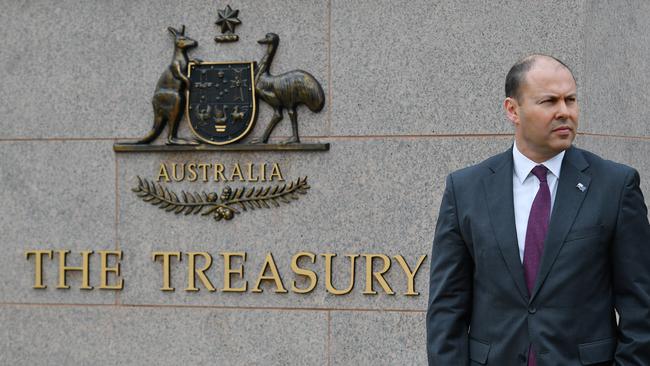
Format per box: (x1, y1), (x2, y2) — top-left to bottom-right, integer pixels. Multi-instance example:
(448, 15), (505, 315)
(215, 5), (241, 34)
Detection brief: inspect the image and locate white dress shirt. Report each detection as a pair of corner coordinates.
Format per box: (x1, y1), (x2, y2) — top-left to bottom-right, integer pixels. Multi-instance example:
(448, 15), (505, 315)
(512, 142), (565, 262)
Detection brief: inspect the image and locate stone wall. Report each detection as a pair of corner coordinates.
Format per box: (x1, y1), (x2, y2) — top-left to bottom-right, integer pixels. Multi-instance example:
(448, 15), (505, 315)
(1, 1), (649, 365)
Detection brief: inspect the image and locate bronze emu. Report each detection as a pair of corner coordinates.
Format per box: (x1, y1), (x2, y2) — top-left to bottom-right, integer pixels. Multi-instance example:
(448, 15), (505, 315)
(253, 33), (325, 144)
(134, 25), (197, 145)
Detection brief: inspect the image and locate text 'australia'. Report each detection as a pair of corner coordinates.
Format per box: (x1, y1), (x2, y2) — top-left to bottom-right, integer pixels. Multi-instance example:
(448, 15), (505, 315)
(157, 162), (284, 183)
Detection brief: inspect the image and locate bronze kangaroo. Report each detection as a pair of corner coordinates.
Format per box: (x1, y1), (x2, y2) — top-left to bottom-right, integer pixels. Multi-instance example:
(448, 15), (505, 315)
(134, 25), (198, 145)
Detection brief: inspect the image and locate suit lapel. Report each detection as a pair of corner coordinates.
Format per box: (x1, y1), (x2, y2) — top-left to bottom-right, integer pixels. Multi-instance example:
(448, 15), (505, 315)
(483, 149), (529, 301)
(530, 147), (591, 301)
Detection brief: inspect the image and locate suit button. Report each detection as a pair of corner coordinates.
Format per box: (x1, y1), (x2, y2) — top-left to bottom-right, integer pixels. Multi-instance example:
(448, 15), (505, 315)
(528, 306), (537, 314)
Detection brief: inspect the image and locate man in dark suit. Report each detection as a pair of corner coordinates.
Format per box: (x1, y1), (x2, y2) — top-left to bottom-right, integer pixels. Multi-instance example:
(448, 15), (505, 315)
(426, 54), (650, 365)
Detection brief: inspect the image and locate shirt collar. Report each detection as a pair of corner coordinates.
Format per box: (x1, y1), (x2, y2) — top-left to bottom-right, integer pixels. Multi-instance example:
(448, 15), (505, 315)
(512, 142), (565, 184)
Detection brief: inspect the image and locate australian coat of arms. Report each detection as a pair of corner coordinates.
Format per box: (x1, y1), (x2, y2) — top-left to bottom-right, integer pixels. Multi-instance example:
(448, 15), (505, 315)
(115, 5), (327, 149)
(114, 6), (327, 222)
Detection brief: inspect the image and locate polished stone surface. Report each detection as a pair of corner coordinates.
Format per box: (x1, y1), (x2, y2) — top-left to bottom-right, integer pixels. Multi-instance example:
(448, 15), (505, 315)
(330, 0), (585, 136)
(581, 1), (650, 137)
(0, 141), (116, 304)
(0, 304), (327, 365)
(330, 310), (426, 365)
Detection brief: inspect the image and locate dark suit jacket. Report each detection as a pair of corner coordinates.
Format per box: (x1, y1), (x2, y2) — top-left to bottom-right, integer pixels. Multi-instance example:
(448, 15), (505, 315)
(426, 146), (650, 365)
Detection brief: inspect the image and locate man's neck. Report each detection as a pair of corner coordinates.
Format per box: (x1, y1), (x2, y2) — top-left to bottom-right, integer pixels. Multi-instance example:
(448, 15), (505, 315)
(513, 142), (566, 182)
(513, 142), (566, 164)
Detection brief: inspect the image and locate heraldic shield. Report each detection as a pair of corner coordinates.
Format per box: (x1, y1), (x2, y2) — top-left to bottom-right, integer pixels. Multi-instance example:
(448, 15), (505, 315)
(186, 61), (257, 145)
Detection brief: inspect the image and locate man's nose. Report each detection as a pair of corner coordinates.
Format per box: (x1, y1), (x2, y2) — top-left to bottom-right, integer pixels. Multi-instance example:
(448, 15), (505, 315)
(555, 100), (570, 120)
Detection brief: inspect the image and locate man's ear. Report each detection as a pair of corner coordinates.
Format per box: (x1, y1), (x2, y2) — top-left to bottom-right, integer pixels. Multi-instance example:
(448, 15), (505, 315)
(504, 97), (519, 125)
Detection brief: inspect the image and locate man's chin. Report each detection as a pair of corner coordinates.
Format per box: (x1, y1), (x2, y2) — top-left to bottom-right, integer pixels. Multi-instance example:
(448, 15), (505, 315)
(554, 130), (575, 143)
(550, 140), (574, 154)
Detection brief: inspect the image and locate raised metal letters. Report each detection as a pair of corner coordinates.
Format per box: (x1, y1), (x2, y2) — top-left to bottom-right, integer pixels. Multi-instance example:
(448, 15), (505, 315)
(26, 249), (427, 295)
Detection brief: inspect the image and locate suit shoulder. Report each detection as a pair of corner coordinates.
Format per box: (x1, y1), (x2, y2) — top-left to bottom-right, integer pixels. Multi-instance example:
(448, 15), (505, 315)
(574, 147), (637, 177)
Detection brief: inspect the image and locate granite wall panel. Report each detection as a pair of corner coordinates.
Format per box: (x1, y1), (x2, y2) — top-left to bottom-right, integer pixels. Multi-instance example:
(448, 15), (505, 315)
(0, 305), (327, 366)
(0, 141), (116, 304)
(330, 310), (426, 365)
(582, 0), (650, 137)
(330, 0), (586, 136)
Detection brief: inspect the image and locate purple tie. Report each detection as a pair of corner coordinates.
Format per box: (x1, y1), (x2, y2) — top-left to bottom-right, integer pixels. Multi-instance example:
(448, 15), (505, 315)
(523, 165), (550, 366)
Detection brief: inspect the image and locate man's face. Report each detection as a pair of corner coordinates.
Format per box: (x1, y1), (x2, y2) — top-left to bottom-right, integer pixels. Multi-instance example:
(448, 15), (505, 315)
(505, 58), (579, 162)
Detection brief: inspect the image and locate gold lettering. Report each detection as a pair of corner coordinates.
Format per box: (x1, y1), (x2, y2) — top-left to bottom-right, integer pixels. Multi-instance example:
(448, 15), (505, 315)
(322, 253), (358, 295)
(246, 162), (259, 182)
(270, 163), (284, 181)
(187, 163), (198, 182)
(394, 255), (426, 296)
(57, 250), (93, 290)
(260, 163), (267, 182)
(171, 163), (185, 181)
(185, 252), (216, 292)
(25, 250), (53, 289)
(222, 252), (247, 292)
(363, 254), (394, 295)
(252, 253), (288, 293)
(214, 163), (225, 181)
(230, 163), (244, 182)
(197, 163), (209, 182)
(98, 250), (124, 290)
(158, 162), (287, 183)
(157, 163), (170, 182)
(152, 251), (181, 291)
(290, 252), (317, 294)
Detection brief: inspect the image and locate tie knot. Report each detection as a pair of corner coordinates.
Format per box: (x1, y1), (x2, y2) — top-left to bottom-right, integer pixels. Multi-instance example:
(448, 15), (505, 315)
(531, 165), (549, 183)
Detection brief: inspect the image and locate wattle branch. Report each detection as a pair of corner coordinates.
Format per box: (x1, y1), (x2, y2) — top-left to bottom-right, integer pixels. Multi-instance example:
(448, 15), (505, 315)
(132, 176), (310, 221)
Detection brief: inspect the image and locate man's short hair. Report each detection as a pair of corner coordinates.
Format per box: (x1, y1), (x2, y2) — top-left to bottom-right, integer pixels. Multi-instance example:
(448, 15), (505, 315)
(505, 54), (575, 100)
